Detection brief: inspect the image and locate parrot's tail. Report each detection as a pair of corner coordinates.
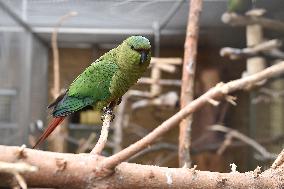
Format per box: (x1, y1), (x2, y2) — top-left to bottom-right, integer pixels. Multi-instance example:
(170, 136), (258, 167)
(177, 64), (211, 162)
(32, 117), (65, 149)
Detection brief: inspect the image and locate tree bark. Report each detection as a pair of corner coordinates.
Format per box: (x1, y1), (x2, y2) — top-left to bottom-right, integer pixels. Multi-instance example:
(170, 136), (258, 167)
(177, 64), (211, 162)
(1, 145), (284, 189)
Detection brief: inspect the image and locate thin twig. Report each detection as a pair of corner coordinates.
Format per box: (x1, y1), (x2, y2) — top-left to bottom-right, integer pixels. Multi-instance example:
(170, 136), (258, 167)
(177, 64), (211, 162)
(51, 11), (78, 99)
(50, 11), (78, 152)
(128, 142), (177, 162)
(76, 132), (96, 153)
(100, 60), (284, 169)
(131, 91), (178, 110)
(150, 57), (182, 65)
(112, 98), (127, 153)
(217, 133), (234, 155)
(91, 114), (112, 155)
(138, 78), (181, 87)
(210, 125), (276, 160)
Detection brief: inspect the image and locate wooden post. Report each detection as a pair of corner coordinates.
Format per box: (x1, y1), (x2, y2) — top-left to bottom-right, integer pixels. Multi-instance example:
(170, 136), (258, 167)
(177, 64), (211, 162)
(245, 12), (268, 168)
(179, 0), (203, 168)
(246, 25), (266, 75)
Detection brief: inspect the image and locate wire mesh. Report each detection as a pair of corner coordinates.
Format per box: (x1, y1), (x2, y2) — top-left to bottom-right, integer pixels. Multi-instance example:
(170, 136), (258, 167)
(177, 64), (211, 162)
(2, 0), (189, 29)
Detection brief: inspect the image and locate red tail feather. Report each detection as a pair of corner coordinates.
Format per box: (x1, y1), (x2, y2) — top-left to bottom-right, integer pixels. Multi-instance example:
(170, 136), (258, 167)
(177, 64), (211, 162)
(33, 117), (65, 149)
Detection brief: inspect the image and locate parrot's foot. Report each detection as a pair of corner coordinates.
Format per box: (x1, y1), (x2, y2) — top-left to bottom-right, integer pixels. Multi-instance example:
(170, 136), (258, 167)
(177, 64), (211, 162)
(117, 97), (122, 105)
(101, 107), (115, 122)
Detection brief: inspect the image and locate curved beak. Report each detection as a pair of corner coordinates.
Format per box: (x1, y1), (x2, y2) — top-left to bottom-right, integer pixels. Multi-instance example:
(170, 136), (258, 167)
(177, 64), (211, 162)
(140, 51), (148, 64)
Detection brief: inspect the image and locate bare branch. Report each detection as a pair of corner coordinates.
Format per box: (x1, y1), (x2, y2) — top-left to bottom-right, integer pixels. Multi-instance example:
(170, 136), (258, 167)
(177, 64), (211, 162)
(51, 11), (78, 99)
(91, 114), (112, 155)
(150, 57), (182, 65)
(1, 146), (284, 189)
(101, 61), (284, 169)
(76, 132), (96, 153)
(210, 125), (276, 160)
(128, 142), (177, 162)
(0, 161), (38, 189)
(220, 39), (282, 60)
(131, 92), (178, 110)
(272, 149), (284, 169)
(138, 77), (181, 87)
(179, 0), (203, 168)
(222, 12), (284, 33)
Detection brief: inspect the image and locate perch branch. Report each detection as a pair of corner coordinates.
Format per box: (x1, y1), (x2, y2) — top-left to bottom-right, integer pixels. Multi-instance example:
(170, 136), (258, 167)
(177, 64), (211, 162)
(150, 57), (182, 65)
(131, 91), (178, 110)
(50, 11), (78, 152)
(222, 12), (284, 33)
(91, 114), (112, 155)
(101, 60), (284, 169)
(76, 132), (96, 153)
(138, 77), (181, 87)
(179, 0), (203, 168)
(210, 125), (276, 160)
(112, 97), (127, 153)
(128, 142), (177, 162)
(51, 11), (77, 99)
(1, 146), (284, 188)
(220, 39), (282, 60)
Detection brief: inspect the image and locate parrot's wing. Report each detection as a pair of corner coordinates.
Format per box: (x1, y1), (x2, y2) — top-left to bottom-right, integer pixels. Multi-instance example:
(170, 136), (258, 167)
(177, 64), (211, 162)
(51, 60), (119, 117)
(68, 60), (119, 100)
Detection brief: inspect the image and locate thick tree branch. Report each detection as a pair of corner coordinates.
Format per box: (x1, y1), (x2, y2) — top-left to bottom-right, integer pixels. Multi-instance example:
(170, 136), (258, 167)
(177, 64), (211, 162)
(101, 61), (284, 170)
(1, 145), (284, 189)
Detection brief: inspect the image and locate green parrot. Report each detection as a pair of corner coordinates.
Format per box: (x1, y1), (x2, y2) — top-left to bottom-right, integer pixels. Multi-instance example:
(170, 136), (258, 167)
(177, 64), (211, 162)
(227, 0), (253, 13)
(33, 36), (151, 148)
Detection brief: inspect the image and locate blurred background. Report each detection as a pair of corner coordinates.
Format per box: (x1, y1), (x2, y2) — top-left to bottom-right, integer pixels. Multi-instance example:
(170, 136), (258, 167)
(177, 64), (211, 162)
(0, 0), (284, 172)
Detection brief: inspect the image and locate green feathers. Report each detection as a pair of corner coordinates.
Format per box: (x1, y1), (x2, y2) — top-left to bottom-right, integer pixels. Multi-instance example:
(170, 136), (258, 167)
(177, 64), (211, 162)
(51, 36), (151, 117)
(227, 0), (253, 13)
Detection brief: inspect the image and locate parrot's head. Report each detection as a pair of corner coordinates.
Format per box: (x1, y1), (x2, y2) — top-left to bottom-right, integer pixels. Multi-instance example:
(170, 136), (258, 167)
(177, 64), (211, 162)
(118, 36), (151, 71)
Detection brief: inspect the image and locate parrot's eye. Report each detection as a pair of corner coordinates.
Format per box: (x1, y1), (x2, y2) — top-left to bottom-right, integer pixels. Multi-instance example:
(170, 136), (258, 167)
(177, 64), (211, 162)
(130, 45), (134, 50)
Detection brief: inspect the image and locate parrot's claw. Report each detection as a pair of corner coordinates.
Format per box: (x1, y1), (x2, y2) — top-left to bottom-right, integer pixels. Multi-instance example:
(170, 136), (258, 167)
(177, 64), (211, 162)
(101, 107), (115, 122)
(117, 97), (122, 105)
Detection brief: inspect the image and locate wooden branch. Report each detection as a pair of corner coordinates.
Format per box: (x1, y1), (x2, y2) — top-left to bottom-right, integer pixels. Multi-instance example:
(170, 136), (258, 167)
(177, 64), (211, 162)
(0, 161), (38, 174)
(51, 11), (77, 99)
(100, 60), (284, 170)
(91, 113), (112, 155)
(112, 97), (128, 153)
(76, 132), (96, 153)
(0, 161), (38, 189)
(50, 11), (78, 152)
(131, 91), (178, 110)
(179, 0), (203, 168)
(220, 39), (282, 60)
(210, 125), (276, 160)
(222, 12), (284, 33)
(272, 149), (284, 169)
(1, 146), (284, 188)
(150, 57), (182, 65)
(138, 77), (181, 87)
(128, 142), (177, 162)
